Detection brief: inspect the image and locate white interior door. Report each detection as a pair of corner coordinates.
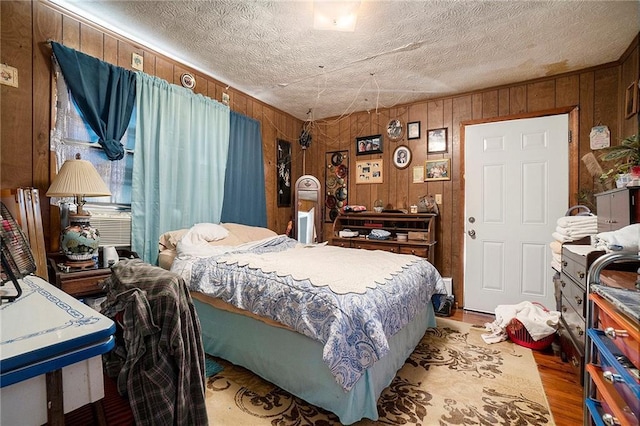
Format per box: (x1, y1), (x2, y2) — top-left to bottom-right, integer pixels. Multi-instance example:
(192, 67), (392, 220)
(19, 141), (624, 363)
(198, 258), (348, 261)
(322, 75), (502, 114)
(464, 114), (568, 313)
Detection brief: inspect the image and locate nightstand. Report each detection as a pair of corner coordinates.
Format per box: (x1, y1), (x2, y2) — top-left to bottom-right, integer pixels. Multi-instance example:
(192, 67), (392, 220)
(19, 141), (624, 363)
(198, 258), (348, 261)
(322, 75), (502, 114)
(47, 249), (138, 297)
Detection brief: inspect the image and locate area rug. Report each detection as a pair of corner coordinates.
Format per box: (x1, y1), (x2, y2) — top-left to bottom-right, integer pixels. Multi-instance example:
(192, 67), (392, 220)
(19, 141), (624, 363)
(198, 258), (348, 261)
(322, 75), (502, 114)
(204, 317), (555, 425)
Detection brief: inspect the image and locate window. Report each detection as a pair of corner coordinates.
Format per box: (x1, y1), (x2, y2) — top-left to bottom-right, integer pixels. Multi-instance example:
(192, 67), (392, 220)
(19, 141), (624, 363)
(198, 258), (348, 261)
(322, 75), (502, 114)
(51, 64), (136, 206)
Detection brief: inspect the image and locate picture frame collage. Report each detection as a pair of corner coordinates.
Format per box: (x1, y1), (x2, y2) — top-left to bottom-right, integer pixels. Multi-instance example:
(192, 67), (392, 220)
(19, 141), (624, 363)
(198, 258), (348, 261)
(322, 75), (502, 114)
(353, 121), (451, 182)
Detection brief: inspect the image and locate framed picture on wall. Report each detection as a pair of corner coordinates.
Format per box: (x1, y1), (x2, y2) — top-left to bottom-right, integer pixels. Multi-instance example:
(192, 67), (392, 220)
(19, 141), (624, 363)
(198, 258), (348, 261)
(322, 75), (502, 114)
(625, 81), (638, 118)
(356, 134), (383, 155)
(425, 158), (451, 181)
(427, 128), (448, 153)
(407, 121), (421, 140)
(392, 145), (411, 169)
(277, 139), (291, 207)
(356, 159), (384, 184)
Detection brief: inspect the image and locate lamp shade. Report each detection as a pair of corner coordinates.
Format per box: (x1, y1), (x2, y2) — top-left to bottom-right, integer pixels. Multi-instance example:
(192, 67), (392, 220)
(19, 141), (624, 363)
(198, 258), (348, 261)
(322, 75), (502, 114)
(46, 155), (111, 198)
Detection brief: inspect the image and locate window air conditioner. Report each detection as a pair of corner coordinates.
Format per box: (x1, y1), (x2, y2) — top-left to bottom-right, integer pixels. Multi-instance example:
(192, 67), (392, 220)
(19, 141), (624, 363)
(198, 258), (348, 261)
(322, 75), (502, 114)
(86, 206), (132, 247)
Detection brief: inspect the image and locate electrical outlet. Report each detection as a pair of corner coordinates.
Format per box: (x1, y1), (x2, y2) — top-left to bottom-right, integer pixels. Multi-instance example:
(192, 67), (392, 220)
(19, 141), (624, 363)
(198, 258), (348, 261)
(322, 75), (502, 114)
(222, 93), (230, 105)
(435, 194), (442, 204)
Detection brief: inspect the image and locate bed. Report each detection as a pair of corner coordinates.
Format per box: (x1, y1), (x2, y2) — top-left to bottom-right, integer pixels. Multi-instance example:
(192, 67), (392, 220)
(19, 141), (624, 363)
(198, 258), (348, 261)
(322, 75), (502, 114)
(159, 223), (446, 425)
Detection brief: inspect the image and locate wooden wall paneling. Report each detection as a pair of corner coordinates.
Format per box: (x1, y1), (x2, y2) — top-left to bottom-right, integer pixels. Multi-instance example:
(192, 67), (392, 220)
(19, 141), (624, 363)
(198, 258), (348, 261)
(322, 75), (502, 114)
(439, 98), (454, 274)
(142, 50), (156, 76)
(117, 40), (140, 71)
(471, 93), (483, 119)
(233, 91), (248, 116)
(578, 72), (596, 206)
(154, 55), (174, 83)
(192, 73), (207, 96)
(555, 75), (580, 108)
(103, 34), (118, 66)
(33, 2), (61, 250)
(79, 23), (103, 59)
(61, 14), (80, 49)
(1, 1), (34, 189)
(619, 35), (639, 137)
(527, 80), (556, 111)
(262, 107), (277, 231)
(482, 90), (499, 118)
(498, 88), (510, 116)
(407, 102), (427, 209)
(451, 94), (473, 304)
(509, 85), (527, 114)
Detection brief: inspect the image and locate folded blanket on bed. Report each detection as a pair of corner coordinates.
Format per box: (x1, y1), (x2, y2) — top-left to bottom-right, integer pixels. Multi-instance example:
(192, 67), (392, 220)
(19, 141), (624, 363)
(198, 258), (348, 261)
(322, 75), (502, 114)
(592, 224), (640, 252)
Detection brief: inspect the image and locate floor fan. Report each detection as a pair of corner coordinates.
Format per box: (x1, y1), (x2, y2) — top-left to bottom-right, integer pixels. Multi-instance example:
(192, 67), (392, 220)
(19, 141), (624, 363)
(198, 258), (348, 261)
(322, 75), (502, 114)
(1, 202), (36, 302)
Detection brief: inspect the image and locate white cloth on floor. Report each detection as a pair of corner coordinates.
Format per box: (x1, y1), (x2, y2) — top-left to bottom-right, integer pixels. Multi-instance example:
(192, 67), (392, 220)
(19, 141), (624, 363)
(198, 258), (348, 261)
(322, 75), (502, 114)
(482, 301), (560, 344)
(592, 224), (640, 252)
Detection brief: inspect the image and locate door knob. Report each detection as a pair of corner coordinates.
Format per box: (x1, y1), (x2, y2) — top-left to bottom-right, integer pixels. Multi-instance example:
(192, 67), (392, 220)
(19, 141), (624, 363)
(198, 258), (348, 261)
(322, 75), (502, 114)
(467, 230), (476, 238)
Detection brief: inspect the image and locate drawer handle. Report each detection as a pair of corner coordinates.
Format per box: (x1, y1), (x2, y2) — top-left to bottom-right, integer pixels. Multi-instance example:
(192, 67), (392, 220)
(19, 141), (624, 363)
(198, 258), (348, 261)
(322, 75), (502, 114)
(576, 326), (584, 336)
(604, 327), (629, 339)
(602, 413), (620, 426)
(576, 271), (585, 279)
(562, 260), (567, 267)
(602, 371), (623, 384)
(574, 296), (582, 305)
(560, 280), (566, 288)
(562, 305), (567, 313)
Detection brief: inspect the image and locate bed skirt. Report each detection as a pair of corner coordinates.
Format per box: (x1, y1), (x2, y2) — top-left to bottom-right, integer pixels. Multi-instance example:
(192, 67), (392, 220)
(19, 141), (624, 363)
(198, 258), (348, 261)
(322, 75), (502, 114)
(194, 296), (437, 425)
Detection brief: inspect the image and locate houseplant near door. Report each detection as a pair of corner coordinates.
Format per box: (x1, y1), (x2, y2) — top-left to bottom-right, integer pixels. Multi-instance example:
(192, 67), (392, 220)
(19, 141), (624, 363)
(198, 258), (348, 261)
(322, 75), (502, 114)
(599, 129), (640, 187)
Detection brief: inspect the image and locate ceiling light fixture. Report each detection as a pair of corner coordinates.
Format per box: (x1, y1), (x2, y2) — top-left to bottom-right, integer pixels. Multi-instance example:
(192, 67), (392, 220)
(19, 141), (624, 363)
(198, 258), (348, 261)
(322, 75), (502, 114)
(313, 1), (361, 32)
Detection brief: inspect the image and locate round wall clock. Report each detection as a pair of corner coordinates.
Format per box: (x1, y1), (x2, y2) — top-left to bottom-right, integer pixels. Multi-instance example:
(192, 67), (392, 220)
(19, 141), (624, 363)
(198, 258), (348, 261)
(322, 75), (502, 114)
(387, 119), (404, 141)
(180, 73), (196, 89)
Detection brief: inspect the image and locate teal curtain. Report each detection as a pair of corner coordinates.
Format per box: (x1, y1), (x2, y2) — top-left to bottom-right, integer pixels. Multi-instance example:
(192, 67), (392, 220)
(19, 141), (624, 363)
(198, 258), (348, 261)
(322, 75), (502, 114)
(220, 111), (267, 227)
(132, 73), (230, 264)
(51, 42), (136, 161)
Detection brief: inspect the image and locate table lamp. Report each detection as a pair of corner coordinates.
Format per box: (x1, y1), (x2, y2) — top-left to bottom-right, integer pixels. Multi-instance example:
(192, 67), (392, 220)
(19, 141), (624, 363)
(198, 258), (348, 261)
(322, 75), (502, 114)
(46, 153), (111, 268)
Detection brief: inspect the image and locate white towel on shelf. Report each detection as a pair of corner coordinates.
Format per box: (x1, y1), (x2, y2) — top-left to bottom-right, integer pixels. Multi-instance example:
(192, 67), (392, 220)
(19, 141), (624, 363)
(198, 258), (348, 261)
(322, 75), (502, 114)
(556, 215), (597, 228)
(555, 225), (598, 237)
(552, 231), (592, 243)
(592, 224), (640, 253)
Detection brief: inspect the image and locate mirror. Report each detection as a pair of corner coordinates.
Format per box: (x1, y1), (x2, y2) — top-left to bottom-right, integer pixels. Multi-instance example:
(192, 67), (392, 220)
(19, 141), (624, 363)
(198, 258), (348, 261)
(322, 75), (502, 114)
(294, 175), (322, 244)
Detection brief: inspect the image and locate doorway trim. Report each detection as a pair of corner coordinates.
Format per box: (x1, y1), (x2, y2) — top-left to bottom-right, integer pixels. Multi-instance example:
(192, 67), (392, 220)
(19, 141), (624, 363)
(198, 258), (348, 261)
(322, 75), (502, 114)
(457, 106), (579, 308)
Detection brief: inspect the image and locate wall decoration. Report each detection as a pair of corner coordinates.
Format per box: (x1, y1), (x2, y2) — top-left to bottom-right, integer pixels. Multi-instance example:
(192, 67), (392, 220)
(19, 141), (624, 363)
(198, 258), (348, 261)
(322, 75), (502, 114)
(356, 134), (383, 155)
(180, 72), (196, 89)
(412, 166), (424, 183)
(589, 125), (610, 150)
(356, 159), (384, 184)
(131, 52), (144, 71)
(427, 127), (448, 153)
(325, 150), (349, 222)
(425, 158), (451, 181)
(277, 139), (292, 207)
(386, 119), (404, 141)
(625, 81), (638, 118)
(393, 145), (411, 169)
(0, 63), (19, 88)
(407, 121), (421, 140)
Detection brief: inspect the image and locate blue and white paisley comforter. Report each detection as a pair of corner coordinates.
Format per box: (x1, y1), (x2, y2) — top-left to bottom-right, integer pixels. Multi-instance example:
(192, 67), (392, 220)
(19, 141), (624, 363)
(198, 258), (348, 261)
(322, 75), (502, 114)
(183, 235), (446, 392)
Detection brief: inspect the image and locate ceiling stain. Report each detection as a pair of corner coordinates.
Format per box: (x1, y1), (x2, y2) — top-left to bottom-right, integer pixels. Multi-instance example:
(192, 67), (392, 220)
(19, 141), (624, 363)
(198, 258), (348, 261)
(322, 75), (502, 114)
(545, 60), (570, 76)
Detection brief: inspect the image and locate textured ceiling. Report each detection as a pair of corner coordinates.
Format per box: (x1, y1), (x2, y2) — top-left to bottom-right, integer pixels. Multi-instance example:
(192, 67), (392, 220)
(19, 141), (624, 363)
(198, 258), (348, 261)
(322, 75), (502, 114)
(56, 0), (639, 120)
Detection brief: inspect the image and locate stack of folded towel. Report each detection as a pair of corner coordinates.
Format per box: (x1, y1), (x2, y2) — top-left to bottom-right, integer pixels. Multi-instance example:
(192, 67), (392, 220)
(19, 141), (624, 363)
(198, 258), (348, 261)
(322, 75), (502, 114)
(593, 223), (640, 253)
(552, 215), (598, 243)
(550, 215), (598, 270)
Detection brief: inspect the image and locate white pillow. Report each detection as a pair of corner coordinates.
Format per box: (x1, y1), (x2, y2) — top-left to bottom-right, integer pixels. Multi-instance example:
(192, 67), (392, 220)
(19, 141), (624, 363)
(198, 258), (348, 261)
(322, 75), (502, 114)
(180, 223), (229, 245)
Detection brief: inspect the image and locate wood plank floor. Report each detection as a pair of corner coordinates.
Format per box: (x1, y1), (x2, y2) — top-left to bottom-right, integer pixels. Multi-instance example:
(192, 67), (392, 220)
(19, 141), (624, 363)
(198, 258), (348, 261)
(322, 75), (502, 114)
(451, 309), (584, 426)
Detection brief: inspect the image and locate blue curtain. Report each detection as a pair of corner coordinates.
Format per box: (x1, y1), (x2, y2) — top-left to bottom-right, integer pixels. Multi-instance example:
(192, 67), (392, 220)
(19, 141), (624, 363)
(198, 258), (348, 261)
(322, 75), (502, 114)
(51, 42), (136, 161)
(220, 111), (267, 228)
(132, 73), (230, 264)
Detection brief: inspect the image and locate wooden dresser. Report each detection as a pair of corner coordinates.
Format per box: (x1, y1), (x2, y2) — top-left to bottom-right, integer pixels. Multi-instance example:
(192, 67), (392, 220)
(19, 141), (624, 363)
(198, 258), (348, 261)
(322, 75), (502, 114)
(330, 212), (437, 264)
(584, 253), (639, 426)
